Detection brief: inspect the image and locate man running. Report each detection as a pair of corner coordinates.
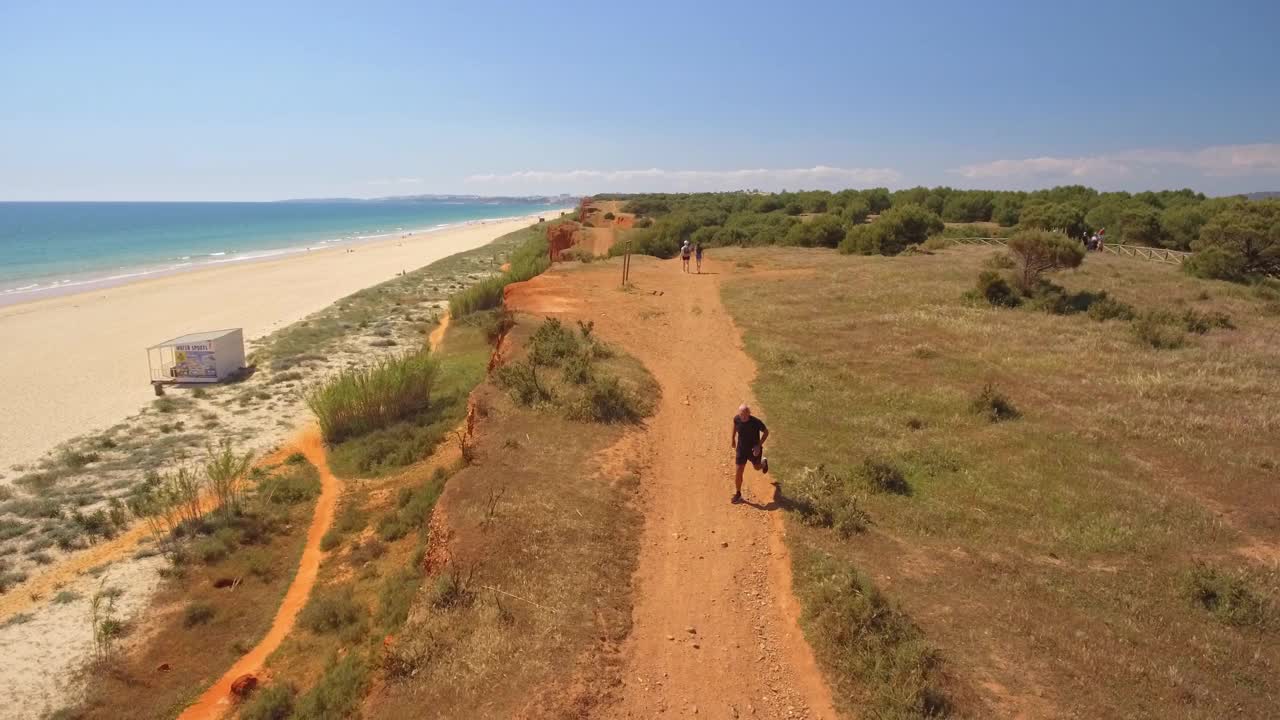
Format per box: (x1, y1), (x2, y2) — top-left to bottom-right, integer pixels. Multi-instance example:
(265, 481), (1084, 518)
(730, 403), (769, 503)
(680, 240), (692, 273)
(695, 241), (704, 273)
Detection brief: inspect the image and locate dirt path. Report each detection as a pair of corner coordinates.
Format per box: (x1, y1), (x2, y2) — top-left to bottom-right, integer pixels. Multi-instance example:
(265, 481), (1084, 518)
(508, 258), (838, 719)
(177, 429), (340, 720)
(428, 311), (451, 352)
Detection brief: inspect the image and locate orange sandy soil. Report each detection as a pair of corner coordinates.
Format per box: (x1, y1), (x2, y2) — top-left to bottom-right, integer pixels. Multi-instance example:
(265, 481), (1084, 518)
(507, 256), (839, 718)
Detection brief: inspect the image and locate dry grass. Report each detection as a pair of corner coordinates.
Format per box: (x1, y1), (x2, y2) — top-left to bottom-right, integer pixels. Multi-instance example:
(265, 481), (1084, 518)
(721, 244), (1280, 718)
(367, 315), (646, 718)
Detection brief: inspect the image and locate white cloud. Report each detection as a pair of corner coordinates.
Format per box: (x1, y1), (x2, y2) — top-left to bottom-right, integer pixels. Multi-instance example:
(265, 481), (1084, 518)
(952, 143), (1280, 182)
(464, 165), (902, 192)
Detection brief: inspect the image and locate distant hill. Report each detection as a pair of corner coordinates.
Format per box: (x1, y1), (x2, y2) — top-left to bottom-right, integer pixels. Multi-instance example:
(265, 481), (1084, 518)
(1245, 191), (1280, 200)
(280, 193), (578, 205)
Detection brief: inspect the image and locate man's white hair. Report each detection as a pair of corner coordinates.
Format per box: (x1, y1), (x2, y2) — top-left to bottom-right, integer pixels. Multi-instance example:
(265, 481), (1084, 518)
(738, 403), (750, 413)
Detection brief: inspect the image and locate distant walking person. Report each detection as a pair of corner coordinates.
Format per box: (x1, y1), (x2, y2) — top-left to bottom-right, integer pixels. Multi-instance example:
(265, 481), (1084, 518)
(730, 403), (769, 503)
(695, 242), (704, 273)
(680, 241), (692, 272)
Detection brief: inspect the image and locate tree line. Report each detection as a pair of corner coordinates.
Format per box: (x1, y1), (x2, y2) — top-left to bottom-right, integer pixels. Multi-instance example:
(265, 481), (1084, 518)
(601, 187), (1280, 281)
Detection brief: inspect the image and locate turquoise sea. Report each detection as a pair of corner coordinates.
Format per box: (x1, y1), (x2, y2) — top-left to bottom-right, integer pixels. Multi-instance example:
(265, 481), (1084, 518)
(0, 199), (560, 303)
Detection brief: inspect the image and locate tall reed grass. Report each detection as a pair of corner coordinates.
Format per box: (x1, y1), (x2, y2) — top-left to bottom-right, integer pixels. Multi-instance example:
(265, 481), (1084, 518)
(308, 350), (439, 443)
(449, 225), (551, 317)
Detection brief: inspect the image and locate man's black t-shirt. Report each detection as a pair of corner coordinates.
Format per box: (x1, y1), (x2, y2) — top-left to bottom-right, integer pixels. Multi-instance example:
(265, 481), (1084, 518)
(734, 415), (767, 450)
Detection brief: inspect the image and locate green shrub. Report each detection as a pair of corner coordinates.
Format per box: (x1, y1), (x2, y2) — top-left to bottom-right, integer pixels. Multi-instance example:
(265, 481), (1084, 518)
(566, 376), (646, 424)
(192, 537), (230, 564)
(464, 308), (515, 343)
(307, 349), (438, 443)
(1180, 308), (1233, 334)
(983, 253), (1017, 270)
(240, 683), (295, 720)
(1007, 229), (1084, 291)
(782, 215), (848, 248)
(529, 318), (580, 366)
(376, 514), (411, 542)
(292, 653), (368, 720)
(1133, 311), (1186, 349)
(1184, 245), (1247, 282)
(333, 504), (367, 535)
(1018, 200), (1086, 237)
(1184, 562), (1274, 628)
(183, 602), (216, 627)
(788, 466), (871, 537)
(970, 384), (1019, 422)
(448, 276), (506, 317)
(1191, 200), (1280, 278)
(448, 226), (551, 317)
(319, 529), (342, 552)
(1087, 295), (1136, 322)
(346, 539), (387, 567)
(496, 360), (551, 406)
(562, 353), (594, 385)
(259, 462), (321, 505)
(840, 204), (943, 256)
(974, 271), (1020, 308)
(859, 460), (911, 496)
(797, 552), (949, 718)
(377, 568), (421, 629)
(300, 586), (363, 634)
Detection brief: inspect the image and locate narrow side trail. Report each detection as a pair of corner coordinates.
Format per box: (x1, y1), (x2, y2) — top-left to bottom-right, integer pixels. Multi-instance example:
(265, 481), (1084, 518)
(507, 258), (838, 719)
(177, 429), (340, 720)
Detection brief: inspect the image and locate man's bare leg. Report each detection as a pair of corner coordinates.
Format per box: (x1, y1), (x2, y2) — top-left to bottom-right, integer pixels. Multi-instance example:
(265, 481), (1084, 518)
(733, 462), (745, 500)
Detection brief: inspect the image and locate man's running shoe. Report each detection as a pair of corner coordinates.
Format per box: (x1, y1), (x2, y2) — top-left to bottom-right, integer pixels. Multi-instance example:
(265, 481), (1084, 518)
(731, 492), (743, 504)
(761, 457), (769, 474)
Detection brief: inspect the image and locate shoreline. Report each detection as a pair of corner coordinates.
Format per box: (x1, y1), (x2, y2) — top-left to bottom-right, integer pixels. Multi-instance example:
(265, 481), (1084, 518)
(0, 211), (565, 473)
(0, 207), (566, 308)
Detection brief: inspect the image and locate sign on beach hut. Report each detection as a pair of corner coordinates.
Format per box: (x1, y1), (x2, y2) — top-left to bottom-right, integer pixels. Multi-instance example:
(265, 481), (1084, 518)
(147, 329), (246, 394)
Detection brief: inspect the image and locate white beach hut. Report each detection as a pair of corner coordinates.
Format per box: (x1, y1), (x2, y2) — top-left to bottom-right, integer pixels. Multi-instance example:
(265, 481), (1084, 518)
(147, 329), (246, 394)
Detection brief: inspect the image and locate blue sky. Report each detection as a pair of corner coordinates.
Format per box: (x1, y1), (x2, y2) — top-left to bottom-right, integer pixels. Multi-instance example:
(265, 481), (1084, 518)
(2, 0), (1278, 200)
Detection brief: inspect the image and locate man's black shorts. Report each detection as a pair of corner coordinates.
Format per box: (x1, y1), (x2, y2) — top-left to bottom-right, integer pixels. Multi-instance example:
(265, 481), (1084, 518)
(735, 445), (762, 468)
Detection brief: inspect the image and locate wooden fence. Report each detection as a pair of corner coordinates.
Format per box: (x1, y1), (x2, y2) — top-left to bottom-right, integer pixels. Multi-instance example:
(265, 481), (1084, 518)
(947, 237), (1192, 266)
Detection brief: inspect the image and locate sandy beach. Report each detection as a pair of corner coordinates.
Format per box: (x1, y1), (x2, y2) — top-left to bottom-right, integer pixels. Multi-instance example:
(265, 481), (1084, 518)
(0, 214), (554, 475)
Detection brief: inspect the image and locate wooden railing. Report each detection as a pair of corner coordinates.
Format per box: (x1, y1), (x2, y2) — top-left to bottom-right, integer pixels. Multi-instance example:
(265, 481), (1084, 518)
(947, 237), (1192, 265)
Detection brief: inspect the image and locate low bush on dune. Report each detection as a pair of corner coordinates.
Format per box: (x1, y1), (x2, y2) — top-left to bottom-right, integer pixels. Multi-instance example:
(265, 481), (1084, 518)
(307, 350), (438, 443)
(292, 653), (369, 720)
(183, 602), (216, 628)
(240, 684), (296, 720)
(449, 225), (550, 317)
(565, 376), (646, 424)
(300, 586), (363, 634)
(497, 318), (652, 424)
